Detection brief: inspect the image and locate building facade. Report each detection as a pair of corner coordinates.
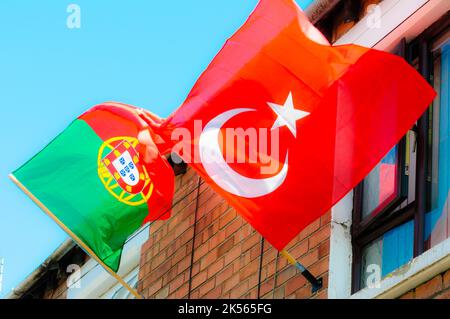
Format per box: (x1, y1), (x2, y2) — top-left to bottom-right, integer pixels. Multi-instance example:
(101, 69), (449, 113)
(8, 0), (450, 299)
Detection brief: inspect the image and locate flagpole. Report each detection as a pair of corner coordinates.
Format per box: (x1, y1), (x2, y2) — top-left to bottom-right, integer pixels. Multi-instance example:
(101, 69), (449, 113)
(280, 250), (323, 294)
(9, 174), (143, 299)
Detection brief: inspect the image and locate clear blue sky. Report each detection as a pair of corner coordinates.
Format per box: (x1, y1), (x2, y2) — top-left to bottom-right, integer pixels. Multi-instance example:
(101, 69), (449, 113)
(0, 0), (314, 298)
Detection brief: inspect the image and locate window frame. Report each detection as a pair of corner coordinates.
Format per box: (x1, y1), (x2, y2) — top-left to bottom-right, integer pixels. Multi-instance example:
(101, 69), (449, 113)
(351, 12), (450, 293)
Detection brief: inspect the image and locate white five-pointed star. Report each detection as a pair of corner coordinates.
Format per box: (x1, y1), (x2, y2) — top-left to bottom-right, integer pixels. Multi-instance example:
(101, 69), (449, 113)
(267, 92), (310, 137)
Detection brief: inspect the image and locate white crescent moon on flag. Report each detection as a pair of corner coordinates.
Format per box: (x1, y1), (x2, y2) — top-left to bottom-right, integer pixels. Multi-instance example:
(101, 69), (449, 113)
(198, 108), (289, 198)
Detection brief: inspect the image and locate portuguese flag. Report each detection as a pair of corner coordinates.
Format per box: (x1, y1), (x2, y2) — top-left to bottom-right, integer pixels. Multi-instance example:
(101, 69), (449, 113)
(11, 103), (174, 272)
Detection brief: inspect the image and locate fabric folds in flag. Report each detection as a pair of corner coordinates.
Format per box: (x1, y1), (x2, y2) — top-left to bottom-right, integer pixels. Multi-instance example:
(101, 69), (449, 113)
(153, 0), (436, 250)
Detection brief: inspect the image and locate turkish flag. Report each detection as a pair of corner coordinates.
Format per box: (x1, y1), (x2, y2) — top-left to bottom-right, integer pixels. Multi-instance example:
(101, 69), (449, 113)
(154, 0), (436, 250)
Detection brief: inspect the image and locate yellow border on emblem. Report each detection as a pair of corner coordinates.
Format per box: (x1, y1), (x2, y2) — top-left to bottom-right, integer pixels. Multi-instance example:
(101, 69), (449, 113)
(97, 136), (154, 206)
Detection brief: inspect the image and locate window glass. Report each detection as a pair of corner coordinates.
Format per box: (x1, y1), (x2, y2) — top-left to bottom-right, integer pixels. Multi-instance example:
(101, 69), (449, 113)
(361, 146), (399, 219)
(360, 220), (414, 289)
(425, 42), (450, 249)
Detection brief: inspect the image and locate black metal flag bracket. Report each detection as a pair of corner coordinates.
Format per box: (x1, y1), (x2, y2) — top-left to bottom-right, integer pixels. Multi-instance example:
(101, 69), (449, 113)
(281, 250), (323, 294)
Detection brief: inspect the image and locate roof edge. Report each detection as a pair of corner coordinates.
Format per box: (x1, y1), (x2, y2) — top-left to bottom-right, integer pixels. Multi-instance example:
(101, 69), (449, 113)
(5, 239), (75, 299)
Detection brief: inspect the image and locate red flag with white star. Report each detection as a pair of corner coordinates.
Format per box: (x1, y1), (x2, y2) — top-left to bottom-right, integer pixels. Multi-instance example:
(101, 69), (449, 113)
(154, 0), (436, 250)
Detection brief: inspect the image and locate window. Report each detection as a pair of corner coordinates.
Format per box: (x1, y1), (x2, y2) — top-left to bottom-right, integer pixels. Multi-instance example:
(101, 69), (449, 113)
(425, 37), (450, 250)
(351, 14), (450, 293)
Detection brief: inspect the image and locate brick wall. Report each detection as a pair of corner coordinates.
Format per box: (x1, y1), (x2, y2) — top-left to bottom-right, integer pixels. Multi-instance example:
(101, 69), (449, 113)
(138, 167), (331, 299)
(399, 270), (450, 299)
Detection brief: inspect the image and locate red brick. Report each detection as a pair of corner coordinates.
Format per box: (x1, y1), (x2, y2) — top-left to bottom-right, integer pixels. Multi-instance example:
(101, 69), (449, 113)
(221, 291), (231, 298)
(310, 257), (329, 277)
(200, 250), (218, 271)
(239, 259), (259, 281)
(294, 285), (312, 299)
(145, 278), (163, 297)
(297, 219), (320, 241)
(150, 259), (172, 282)
(149, 220), (164, 234)
(201, 222), (220, 246)
(167, 214), (181, 232)
(444, 269), (450, 289)
(261, 260), (276, 281)
(197, 185), (216, 208)
(196, 214), (214, 234)
(191, 262), (200, 277)
(243, 289), (258, 299)
(400, 291), (415, 299)
(294, 250), (318, 269)
(237, 224), (254, 242)
(224, 218), (242, 237)
(262, 248), (277, 266)
(230, 280), (249, 298)
(162, 266), (179, 286)
(415, 276), (443, 299)
(318, 239), (330, 259)
(173, 282), (189, 299)
(199, 278), (216, 296)
(276, 265), (297, 285)
(171, 246), (188, 266)
(320, 210), (331, 226)
(155, 286), (169, 299)
(250, 243), (263, 260)
(193, 242), (209, 262)
(224, 245), (241, 265)
(219, 209), (237, 229)
(137, 281), (144, 294)
(143, 249), (154, 264)
(141, 239), (154, 256)
(291, 240), (309, 259)
(321, 274), (329, 290)
(259, 278), (274, 297)
(140, 263), (151, 281)
(248, 273), (260, 289)
(174, 217), (194, 238)
(242, 232), (261, 252)
(203, 286), (223, 299)
(309, 225), (330, 249)
(285, 275), (307, 296)
(216, 264), (234, 284)
(208, 230), (227, 250)
(177, 255), (192, 273)
(172, 192), (197, 212)
(177, 228), (194, 248)
(434, 289), (450, 299)
(169, 273), (186, 294)
(223, 273), (240, 293)
(179, 201), (197, 220)
(150, 251), (166, 270)
(207, 258), (225, 278)
(198, 194), (225, 219)
(191, 271), (208, 290)
(272, 286), (285, 299)
(189, 289), (200, 299)
(218, 237), (235, 257)
(159, 231), (175, 251)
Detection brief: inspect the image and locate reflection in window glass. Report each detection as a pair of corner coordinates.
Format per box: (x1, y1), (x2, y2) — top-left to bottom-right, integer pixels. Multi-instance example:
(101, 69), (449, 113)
(362, 146), (398, 219)
(425, 42), (450, 249)
(360, 220), (414, 289)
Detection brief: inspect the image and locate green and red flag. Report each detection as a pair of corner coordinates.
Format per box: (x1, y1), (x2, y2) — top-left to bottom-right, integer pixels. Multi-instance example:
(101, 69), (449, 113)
(11, 102), (174, 272)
